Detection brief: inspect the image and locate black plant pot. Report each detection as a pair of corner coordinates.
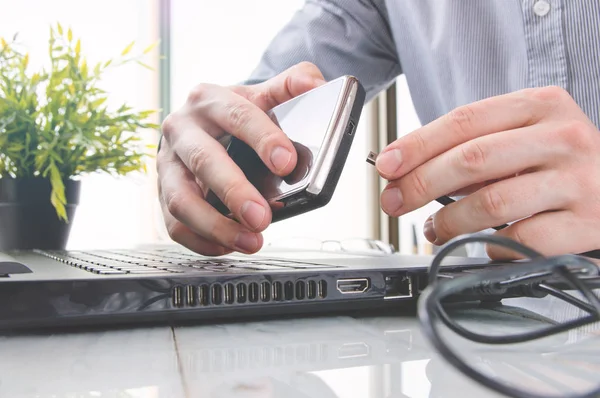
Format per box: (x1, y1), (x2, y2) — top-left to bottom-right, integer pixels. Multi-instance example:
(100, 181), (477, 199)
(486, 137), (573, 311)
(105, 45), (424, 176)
(0, 177), (81, 250)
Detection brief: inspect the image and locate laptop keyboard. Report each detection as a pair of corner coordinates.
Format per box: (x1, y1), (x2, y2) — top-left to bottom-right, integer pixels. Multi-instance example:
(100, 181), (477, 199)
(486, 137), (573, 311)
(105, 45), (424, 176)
(35, 248), (343, 275)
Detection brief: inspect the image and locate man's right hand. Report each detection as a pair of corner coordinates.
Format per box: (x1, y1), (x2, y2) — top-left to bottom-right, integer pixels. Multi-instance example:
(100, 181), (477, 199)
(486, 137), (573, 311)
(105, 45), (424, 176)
(157, 62), (326, 256)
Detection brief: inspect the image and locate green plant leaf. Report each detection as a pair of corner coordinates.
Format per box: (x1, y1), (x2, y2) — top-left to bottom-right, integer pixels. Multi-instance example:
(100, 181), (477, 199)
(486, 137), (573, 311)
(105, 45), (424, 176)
(121, 41), (135, 56)
(91, 97), (107, 108)
(48, 160), (68, 222)
(142, 41), (159, 54)
(135, 60), (153, 70)
(0, 24), (158, 217)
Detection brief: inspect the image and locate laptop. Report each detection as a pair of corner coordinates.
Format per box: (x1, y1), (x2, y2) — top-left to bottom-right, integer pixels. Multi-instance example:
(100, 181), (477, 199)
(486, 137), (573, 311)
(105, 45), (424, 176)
(0, 243), (511, 331)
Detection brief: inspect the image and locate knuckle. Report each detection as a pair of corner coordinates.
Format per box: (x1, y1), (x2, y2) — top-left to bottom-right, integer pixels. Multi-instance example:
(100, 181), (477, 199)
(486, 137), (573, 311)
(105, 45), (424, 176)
(207, 222), (226, 245)
(160, 113), (177, 141)
(510, 225), (529, 249)
(165, 191), (186, 220)
(410, 170), (430, 198)
(253, 130), (278, 153)
(411, 131), (427, 157)
(558, 120), (594, 151)
(167, 221), (185, 242)
(186, 83), (209, 104)
(458, 141), (487, 174)
(478, 187), (508, 220)
(446, 105), (477, 139)
(434, 211), (454, 240)
(226, 102), (253, 131)
(528, 85), (568, 103)
(187, 145), (209, 175)
(295, 61), (320, 74)
(220, 178), (245, 209)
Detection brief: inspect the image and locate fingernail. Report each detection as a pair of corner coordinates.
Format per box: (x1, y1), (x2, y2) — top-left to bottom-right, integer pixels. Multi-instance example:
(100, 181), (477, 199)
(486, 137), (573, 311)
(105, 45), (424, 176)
(376, 149), (403, 175)
(423, 217), (437, 243)
(235, 231), (259, 252)
(381, 187), (403, 214)
(270, 146), (292, 172)
(241, 201), (266, 230)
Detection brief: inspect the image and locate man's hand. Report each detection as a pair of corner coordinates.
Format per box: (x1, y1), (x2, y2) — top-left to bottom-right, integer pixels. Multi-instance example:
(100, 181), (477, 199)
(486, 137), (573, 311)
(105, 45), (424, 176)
(375, 86), (600, 259)
(157, 62), (326, 256)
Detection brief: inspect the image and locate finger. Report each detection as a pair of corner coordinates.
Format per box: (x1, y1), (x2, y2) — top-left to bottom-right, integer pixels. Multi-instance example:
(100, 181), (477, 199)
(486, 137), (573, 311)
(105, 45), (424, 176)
(160, 200), (232, 256)
(233, 61), (326, 111)
(164, 116), (272, 233)
(157, 143), (231, 256)
(380, 123), (558, 217)
(485, 210), (593, 260)
(185, 84), (298, 176)
(376, 87), (556, 180)
(448, 179), (501, 197)
(158, 144), (264, 254)
(425, 170), (576, 245)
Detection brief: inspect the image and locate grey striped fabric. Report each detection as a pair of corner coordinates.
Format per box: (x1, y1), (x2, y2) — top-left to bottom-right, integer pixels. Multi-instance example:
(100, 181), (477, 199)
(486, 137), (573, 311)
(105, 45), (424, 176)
(248, 0), (600, 130)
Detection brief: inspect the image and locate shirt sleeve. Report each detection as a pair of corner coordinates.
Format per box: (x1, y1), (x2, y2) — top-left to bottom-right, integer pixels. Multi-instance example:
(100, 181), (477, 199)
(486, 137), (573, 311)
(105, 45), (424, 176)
(244, 0), (402, 102)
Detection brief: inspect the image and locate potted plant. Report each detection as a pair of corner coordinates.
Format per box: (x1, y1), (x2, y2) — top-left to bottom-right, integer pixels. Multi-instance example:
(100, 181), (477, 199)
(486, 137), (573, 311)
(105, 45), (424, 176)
(0, 23), (159, 250)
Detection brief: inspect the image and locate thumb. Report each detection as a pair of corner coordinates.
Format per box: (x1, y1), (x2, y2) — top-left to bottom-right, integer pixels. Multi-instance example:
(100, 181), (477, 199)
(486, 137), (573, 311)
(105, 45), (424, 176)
(233, 62), (327, 111)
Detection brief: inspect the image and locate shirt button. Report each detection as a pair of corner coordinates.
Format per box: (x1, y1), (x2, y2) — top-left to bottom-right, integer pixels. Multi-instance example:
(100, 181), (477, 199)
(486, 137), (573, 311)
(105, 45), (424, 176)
(533, 0), (551, 16)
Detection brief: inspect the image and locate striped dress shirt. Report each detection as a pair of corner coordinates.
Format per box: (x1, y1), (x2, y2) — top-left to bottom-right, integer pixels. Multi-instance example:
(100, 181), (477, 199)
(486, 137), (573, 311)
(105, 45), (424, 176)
(248, 0), (600, 130)
(246, 0), (600, 257)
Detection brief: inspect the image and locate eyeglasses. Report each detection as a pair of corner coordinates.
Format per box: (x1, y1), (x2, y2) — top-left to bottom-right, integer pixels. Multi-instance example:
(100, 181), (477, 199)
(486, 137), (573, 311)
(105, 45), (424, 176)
(266, 237), (396, 255)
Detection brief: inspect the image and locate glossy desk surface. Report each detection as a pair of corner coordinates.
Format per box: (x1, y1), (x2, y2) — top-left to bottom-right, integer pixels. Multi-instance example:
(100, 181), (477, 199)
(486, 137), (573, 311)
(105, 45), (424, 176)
(1, 292), (599, 397)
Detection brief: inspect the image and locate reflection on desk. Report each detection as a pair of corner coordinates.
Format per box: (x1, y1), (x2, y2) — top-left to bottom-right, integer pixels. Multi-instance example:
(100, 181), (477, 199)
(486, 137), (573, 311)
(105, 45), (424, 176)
(0, 298), (599, 397)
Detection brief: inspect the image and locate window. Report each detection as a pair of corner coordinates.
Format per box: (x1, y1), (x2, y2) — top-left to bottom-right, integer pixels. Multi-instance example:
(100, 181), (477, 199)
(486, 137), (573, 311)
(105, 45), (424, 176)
(2, 1), (418, 252)
(0, 0), (161, 250)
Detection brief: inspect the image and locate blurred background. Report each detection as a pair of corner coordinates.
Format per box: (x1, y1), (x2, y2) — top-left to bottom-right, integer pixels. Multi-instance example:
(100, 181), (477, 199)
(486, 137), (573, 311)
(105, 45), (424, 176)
(0, 0), (441, 255)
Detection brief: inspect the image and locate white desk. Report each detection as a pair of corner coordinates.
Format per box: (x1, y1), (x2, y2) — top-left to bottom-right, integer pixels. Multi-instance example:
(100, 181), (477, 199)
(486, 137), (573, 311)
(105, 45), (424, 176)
(1, 295), (599, 397)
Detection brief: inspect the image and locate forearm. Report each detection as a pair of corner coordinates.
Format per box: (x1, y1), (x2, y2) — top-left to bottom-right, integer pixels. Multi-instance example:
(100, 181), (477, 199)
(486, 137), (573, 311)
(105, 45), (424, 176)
(246, 0), (402, 102)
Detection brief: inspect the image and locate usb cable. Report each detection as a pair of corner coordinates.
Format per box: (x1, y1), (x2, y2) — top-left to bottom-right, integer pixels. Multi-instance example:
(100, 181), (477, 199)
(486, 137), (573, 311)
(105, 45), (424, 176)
(417, 233), (600, 398)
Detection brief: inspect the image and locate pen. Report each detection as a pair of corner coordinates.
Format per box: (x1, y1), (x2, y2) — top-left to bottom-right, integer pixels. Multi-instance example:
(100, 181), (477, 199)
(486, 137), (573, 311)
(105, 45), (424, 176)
(366, 151), (507, 231)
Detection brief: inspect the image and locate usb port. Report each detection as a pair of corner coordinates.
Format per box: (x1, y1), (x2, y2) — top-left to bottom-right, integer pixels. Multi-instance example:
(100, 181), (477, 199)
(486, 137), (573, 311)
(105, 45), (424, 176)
(336, 278), (370, 294)
(345, 119), (356, 136)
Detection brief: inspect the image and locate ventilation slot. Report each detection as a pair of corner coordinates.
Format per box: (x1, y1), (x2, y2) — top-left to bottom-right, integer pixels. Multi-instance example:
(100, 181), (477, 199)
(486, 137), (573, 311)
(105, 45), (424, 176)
(318, 280), (327, 298)
(307, 280), (317, 299)
(295, 281), (305, 300)
(224, 283), (235, 304)
(173, 279), (329, 308)
(198, 284), (209, 305)
(236, 283), (247, 303)
(273, 282), (283, 301)
(186, 285), (196, 306)
(172, 286), (183, 308)
(211, 284), (223, 305)
(260, 282), (271, 302)
(249, 283), (259, 303)
(284, 281), (294, 301)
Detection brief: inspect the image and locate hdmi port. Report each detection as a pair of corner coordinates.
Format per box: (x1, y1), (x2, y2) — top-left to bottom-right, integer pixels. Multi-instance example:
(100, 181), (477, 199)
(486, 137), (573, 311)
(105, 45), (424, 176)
(336, 278), (369, 294)
(338, 342), (370, 359)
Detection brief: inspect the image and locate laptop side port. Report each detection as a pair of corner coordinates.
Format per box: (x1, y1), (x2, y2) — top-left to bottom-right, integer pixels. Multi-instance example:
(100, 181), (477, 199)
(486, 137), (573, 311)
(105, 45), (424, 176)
(384, 275), (413, 300)
(336, 278), (370, 294)
(338, 342), (370, 359)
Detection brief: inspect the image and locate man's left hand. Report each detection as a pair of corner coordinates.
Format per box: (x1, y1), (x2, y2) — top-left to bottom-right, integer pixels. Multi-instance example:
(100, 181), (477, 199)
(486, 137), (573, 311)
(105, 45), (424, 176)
(375, 86), (600, 259)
